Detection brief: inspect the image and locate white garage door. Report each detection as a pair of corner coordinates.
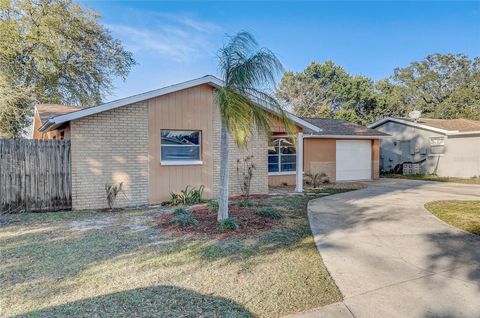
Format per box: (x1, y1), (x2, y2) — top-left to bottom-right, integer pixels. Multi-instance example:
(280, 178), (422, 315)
(336, 140), (372, 181)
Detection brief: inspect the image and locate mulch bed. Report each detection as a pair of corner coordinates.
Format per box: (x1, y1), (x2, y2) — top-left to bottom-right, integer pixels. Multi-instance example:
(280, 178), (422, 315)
(155, 201), (279, 239)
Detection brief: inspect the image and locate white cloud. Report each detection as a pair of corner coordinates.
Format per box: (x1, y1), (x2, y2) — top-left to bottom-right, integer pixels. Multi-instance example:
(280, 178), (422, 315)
(107, 13), (221, 63)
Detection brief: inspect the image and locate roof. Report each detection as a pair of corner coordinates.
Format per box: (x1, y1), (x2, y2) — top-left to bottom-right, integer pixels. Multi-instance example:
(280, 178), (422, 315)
(368, 116), (480, 136)
(36, 104), (83, 123)
(302, 118), (390, 138)
(38, 75), (320, 133)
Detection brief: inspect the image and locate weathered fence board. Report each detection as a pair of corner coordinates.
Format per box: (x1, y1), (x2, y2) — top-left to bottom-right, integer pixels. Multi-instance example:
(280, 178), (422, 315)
(0, 139), (71, 212)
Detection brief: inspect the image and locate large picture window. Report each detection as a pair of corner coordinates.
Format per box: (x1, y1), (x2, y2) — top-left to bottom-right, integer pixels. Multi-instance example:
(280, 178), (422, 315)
(268, 137), (296, 173)
(161, 130), (201, 163)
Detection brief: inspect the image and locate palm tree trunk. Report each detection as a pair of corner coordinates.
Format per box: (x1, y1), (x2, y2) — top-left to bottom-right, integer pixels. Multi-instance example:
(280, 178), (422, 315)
(218, 119), (229, 221)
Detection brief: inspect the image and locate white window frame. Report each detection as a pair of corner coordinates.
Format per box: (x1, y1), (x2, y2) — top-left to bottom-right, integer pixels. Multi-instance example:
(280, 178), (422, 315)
(160, 130), (202, 165)
(268, 136), (296, 175)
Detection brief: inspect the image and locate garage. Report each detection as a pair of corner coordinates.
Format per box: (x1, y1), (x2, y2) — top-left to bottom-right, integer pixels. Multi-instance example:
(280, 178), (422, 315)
(336, 140), (372, 181)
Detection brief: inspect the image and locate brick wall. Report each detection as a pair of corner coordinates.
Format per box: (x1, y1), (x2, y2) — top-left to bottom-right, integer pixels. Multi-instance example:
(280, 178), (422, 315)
(212, 104), (269, 197)
(70, 103), (149, 210)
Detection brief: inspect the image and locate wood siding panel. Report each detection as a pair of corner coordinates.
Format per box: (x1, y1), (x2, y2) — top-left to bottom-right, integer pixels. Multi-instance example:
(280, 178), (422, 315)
(148, 84), (215, 204)
(303, 138), (337, 182)
(268, 174), (296, 186)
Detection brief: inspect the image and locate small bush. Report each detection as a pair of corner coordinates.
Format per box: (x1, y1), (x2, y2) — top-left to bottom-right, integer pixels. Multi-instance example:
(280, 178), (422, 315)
(255, 207), (282, 219)
(105, 182), (125, 210)
(237, 199), (254, 207)
(169, 185), (205, 206)
(207, 200), (219, 212)
(304, 171), (330, 188)
(168, 208), (198, 227)
(218, 217), (239, 231)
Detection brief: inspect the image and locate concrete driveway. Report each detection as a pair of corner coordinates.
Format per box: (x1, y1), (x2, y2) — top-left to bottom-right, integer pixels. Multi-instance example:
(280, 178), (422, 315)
(303, 179), (480, 318)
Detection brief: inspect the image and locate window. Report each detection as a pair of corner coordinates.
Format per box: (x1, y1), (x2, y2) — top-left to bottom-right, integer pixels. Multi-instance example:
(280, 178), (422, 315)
(268, 137), (296, 173)
(160, 130), (201, 164)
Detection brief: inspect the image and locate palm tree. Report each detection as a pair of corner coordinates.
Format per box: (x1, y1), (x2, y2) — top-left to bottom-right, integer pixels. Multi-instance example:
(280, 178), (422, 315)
(216, 31), (294, 221)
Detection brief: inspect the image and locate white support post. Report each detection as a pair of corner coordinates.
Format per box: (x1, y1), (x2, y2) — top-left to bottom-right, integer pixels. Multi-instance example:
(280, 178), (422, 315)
(295, 132), (304, 192)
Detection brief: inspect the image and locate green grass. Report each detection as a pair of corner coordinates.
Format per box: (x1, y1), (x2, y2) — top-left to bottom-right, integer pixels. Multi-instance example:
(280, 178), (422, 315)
(0, 189), (356, 318)
(425, 200), (480, 236)
(382, 173), (480, 185)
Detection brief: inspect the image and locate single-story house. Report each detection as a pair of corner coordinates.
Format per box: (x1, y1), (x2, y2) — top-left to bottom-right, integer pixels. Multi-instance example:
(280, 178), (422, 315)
(33, 75), (388, 210)
(368, 116), (480, 178)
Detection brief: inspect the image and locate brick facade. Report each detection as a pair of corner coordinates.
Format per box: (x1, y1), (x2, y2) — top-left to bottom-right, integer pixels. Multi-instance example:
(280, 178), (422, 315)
(70, 102), (149, 210)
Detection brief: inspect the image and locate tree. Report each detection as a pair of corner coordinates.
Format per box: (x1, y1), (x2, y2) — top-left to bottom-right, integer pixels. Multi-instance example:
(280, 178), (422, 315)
(216, 32), (293, 221)
(0, 0), (135, 137)
(377, 53), (480, 120)
(276, 61), (377, 125)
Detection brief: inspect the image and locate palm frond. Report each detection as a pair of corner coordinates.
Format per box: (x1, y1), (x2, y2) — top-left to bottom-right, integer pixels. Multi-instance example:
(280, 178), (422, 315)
(217, 31), (295, 147)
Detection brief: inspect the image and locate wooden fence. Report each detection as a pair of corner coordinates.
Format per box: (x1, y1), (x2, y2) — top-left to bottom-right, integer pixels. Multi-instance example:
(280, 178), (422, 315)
(0, 139), (71, 212)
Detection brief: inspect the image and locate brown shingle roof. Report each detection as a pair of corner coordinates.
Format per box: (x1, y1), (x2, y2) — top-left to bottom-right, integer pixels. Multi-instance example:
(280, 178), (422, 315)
(399, 117), (480, 132)
(302, 118), (390, 137)
(36, 104), (83, 123)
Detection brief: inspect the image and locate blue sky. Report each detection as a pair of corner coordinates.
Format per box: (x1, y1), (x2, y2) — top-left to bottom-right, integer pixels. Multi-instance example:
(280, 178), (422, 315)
(82, 1), (480, 101)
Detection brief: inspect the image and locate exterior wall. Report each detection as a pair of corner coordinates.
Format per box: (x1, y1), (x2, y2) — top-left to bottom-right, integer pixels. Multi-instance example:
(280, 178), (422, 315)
(268, 174), (296, 186)
(70, 103), (149, 210)
(437, 135), (480, 178)
(375, 121), (445, 174)
(148, 84), (216, 203)
(304, 138), (336, 182)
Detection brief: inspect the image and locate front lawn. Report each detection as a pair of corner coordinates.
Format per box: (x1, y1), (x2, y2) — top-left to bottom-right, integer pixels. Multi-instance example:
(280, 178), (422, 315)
(425, 200), (480, 235)
(382, 173), (480, 185)
(0, 189), (355, 318)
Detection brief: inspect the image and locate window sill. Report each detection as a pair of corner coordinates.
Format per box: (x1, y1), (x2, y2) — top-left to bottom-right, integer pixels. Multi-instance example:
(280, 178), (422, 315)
(161, 160), (203, 166)
(268, 171), (297, 176)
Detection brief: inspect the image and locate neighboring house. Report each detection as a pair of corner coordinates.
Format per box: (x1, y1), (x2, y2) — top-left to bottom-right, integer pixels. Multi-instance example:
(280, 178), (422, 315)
(369, 117), (480, 178)
(33, 75), (387, 210)
(33, 104), (81, 140)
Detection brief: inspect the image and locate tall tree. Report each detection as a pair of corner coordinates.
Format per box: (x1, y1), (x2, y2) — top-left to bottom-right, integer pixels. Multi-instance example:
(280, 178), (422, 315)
(0, 0), (135, 137)
(216, 32), (293, 222)
(276, 61), (377, 125)
(376, 53), (480, 120)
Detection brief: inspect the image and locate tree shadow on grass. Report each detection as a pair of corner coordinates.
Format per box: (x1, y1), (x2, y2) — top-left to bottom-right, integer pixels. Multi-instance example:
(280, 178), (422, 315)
(14, 285), (254, 318)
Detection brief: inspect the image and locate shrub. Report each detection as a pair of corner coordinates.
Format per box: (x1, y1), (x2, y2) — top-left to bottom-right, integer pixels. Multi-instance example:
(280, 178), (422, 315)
(237, 199), (254, 207)
(105, 182), (125, 210)
(168, 208), (198, 227)
(255, 207), (282, 219)
(304, 171), (329, 188)
(169, 185), (205, 206)
(218, 217), (239, 231)
(207, 200), (219, 212)
(236, 155), (256, 198)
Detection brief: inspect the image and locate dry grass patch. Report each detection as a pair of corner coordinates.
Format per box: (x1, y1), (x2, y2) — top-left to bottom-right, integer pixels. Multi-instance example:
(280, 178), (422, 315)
(0, 189), (356, 318)
(425, 200), (480, 235)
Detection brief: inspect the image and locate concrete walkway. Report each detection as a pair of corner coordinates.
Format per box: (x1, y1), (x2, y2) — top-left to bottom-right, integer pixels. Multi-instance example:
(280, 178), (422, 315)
(296, 179), (480, 318)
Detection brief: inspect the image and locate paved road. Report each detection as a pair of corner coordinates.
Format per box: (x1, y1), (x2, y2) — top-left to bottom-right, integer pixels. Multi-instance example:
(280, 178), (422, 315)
(294, 179), (480, 318)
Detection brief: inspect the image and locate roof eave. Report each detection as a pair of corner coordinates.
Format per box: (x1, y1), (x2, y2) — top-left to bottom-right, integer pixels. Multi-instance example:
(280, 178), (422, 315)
(368, 117), (452, 135)
(304, 134), (391, 139)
